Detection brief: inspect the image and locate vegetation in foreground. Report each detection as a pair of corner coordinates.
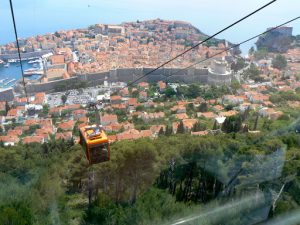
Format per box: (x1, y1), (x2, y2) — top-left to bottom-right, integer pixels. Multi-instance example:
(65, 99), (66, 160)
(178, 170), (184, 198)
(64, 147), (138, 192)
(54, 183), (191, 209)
(0, 114), (299, 225)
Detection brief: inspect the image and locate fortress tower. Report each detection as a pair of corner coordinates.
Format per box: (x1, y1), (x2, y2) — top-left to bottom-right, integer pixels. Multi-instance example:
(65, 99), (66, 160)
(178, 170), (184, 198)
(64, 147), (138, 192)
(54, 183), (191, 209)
(207, 60), (232, 86)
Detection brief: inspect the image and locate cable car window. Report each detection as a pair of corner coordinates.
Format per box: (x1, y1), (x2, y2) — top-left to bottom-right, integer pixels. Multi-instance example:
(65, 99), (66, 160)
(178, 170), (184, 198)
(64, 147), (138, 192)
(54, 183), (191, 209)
(89, 143), (109, 164)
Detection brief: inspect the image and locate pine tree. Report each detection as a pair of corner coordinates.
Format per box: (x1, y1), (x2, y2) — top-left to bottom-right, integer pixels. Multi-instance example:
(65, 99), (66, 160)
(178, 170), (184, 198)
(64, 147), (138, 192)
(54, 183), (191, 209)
(165, 125), (173, 136)
(242, 124), (249, 133)
(212, 120), (217, 130)
(242, 106), (250, 121)
(253, 113), (259, 131)
(198, 102), (208, 112)
(158, 127), (165, 136)
(177, 121), (185, 134)
(234, 115), (242, 132)
(5, 101), (9, 116)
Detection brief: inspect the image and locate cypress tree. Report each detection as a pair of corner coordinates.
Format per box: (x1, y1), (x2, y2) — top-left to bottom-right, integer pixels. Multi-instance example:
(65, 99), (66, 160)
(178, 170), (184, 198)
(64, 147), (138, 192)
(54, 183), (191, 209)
(177, 121), (185, 134)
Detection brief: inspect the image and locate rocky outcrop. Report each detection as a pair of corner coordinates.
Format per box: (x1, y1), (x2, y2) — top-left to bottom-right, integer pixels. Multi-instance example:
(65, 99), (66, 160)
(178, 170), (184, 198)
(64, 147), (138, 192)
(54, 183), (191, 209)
(256, 27), (293, 53)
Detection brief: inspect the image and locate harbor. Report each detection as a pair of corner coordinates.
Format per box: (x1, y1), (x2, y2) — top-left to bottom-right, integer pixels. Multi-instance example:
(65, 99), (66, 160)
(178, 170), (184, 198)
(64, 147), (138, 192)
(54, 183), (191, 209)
(0, 57), (43, 88)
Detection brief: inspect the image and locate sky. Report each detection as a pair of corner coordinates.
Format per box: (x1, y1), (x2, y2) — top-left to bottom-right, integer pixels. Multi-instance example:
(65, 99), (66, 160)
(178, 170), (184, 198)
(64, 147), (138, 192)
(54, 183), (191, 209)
(0, 0), (300, 54)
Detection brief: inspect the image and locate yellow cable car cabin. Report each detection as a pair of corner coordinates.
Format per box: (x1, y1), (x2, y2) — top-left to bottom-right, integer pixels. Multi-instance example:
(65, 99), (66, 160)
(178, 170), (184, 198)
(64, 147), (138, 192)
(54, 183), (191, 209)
(79, 125), (110, 165)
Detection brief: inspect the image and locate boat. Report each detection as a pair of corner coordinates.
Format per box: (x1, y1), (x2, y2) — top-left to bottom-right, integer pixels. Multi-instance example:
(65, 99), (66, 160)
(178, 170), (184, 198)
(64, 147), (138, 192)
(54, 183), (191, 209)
(28, 59), (41, 64)
(4, 79), (16, 86)
(24, 69), (44, 76)
(8, 59), (17, 63)
(4, 63), (10, 68)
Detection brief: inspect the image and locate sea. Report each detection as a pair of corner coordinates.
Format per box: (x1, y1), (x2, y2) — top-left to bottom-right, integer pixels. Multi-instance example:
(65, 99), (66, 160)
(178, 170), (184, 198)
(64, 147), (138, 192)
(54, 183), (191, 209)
(0, 61), (41, 88)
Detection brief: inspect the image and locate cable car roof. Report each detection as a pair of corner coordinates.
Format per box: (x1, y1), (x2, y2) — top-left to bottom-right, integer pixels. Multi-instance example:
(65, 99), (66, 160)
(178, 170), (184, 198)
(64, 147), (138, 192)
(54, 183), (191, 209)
(80, 125), (109, 144)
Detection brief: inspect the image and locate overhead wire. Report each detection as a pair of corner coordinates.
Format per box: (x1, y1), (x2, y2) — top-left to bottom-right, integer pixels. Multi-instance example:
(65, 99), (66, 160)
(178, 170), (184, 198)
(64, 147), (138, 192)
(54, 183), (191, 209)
(8, 0), (277, 100)
(164, 16), (300, 82)
(114, 0), (278, 93)
(8, 0), (29, 103)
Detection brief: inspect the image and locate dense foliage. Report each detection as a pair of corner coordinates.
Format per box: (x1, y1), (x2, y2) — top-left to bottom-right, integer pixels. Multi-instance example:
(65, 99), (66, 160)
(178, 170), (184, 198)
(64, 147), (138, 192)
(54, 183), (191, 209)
(0, 120), (299, 224)
(272, 55), (287, 70)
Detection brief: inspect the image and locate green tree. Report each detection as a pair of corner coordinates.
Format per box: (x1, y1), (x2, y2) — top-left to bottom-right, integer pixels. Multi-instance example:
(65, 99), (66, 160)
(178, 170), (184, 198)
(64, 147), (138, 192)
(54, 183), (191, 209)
(254, 48), (268, 60)
(222, 116), (242, 133)
(61, 95), (67, 104)
(165, 87), (176, 98)
(192, 122), (206, 132)
(0, 202), (33, 225)
(243, 63), (261, 81)
(165, 125), (173, 136)
(177, 121), (185, 134)
(158, 127), (165, 136)
(249, 46), (255, 55)
(231, 58), (246, 72)
(198, 102), (208, 112)
(5, 101), (10, 115)
(272, 55), (287, 70)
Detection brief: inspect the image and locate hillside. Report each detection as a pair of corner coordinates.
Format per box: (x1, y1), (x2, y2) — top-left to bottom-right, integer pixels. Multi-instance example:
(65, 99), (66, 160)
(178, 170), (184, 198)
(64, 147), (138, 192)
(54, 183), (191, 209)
(0, 19), (238, 74)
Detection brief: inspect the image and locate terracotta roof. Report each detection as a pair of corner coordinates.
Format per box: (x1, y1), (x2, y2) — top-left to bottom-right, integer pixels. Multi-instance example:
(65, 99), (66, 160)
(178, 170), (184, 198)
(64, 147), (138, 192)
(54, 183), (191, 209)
(140, 130), (152, 138)
(101, 114), (118, 125)
(150, 125), (166, 134)
(73, 109), (87, 117)
(58, 120), (75, 130)
(7, 129), (23, 136)
(31, 92), (46, 105)
(7, 109), (19, 117)
(158, 81), (166, 90)
(220, 110), (238, 117)
(128, 98), (138, 106)
(176, 113), (189, 120)
(24, 119), (40, 126)
(191, 131), (209, 136)
(110, 95), (122, 101)
(198, 112), (216, 119)
(0, 102), (6, 111)
(56, 132), (73, 140)
(0, 135), (19, 144)
(23, 136), (45, 144)
(108, 134), (117, 143)
(138, 82), (149, 88)
(182, 119), (198, 130)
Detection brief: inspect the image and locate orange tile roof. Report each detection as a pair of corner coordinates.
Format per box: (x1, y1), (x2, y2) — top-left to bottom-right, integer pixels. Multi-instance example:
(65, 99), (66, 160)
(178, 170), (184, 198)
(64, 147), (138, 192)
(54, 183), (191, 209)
(128, 98), (138, 106)
(150, 125), (166, 134)
(220, 110), (238, 117)
(7, 129), (23, 136)
(110, 95), (122, 101)
(182, 119), (198, 130)
(56, 132), (73, 140)
(22, 136), (44, 144)
(176, 113), (189, 120)
(101, 114), (118, 125)
(198, 112), (216, 119)
(58, 120), (75, 130)
(0, 135), (19, 143)
(7, 109), (19, 117)
(24, 119), (40, 126)
(191, 131), (209, 136)
(138, 82), (149, 88)
(31, 92), (46, 105)
(0, 102), (6, 111)
(140, 130), (152, 138)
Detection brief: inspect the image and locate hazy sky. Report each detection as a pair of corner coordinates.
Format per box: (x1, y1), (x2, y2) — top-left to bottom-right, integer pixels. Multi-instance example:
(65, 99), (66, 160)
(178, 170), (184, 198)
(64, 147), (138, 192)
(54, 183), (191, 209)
(1, 0), (299, 53)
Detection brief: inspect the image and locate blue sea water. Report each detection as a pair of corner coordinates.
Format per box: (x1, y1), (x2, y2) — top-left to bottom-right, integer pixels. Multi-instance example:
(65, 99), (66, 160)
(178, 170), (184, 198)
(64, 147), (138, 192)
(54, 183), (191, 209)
(0, 61), (40, 88)
(0, 0), (299, 85)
